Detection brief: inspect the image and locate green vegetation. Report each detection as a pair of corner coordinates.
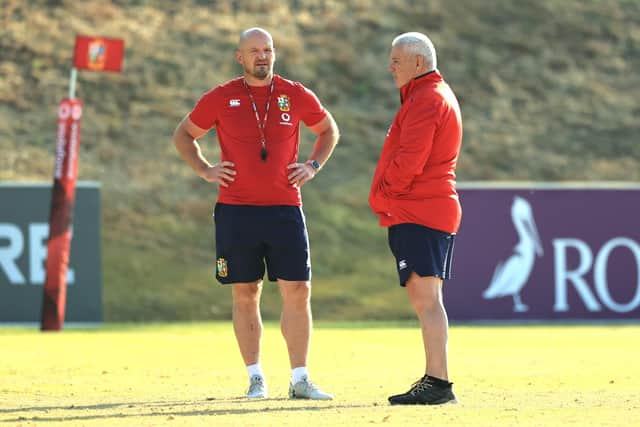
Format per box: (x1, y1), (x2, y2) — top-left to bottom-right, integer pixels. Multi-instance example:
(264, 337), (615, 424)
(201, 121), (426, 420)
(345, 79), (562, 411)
(2, 323), (639, 426)
(1, 1), (638, 320)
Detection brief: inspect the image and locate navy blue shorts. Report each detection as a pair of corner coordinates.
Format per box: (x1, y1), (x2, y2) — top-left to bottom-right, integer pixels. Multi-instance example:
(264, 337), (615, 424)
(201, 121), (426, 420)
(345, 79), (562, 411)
(213, 203), (311, 284)
(387, 223), (455, 286)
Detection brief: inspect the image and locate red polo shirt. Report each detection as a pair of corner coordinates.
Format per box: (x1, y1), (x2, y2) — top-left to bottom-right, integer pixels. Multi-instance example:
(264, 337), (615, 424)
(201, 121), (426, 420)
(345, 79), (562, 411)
(189, 75), (327, 206)
(369, 70), (463, 233)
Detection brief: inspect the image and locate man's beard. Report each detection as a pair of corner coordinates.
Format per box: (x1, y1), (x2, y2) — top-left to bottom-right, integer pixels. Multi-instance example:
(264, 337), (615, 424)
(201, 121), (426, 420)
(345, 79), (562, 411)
(250, 65), (270, 80)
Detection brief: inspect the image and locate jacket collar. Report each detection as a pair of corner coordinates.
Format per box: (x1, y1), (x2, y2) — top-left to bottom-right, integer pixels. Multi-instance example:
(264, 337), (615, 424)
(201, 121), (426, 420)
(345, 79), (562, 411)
(399, 69), (441, 104)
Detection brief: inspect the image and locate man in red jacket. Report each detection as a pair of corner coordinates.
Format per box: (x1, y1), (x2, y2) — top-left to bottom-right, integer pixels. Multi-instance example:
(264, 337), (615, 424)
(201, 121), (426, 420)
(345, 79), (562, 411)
(369, 32), (462, 405)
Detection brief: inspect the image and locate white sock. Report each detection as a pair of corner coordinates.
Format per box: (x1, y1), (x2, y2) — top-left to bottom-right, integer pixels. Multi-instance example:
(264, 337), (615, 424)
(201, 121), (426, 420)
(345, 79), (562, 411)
(291, 366), (309, 384)
(247, 363), (264, 380)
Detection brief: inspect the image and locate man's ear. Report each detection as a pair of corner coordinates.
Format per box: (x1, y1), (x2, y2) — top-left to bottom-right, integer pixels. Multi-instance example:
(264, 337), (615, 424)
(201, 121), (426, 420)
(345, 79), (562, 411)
(416, 54), (424, 70)
(235, 50), (242, 65)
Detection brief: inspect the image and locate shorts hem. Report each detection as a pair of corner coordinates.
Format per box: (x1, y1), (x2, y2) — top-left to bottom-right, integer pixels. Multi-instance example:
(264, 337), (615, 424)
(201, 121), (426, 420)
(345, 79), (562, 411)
(216, 275), (264, 285)
(398, 268), (448, 286)
(267, 273), (312, 282)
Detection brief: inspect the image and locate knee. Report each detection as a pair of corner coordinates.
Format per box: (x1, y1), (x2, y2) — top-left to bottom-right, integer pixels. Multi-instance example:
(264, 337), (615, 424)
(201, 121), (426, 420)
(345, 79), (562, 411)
(233, 283), (261, 309)
(280, 282), (311, 307)
(410, 293), (440, 313)
(406, 276), (442, 313)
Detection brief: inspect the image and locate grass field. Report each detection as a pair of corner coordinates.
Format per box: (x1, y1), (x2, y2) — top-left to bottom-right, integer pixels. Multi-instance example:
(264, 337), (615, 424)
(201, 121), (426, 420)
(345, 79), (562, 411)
(1, 322), (639, 426)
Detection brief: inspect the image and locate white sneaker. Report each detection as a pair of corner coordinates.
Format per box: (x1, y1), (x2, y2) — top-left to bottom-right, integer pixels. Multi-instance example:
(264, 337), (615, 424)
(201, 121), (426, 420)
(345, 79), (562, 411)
(247, 375), (267, 399)
(288, 375), (333, 400)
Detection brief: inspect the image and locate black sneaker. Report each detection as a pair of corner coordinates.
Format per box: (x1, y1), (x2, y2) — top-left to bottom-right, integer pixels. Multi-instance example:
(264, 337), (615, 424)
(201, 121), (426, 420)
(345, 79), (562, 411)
(388, 375), (457, 405)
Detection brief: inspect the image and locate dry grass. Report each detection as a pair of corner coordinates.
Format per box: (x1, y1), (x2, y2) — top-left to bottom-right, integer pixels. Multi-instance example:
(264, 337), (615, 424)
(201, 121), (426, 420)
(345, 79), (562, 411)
(1, 1), (638, 320)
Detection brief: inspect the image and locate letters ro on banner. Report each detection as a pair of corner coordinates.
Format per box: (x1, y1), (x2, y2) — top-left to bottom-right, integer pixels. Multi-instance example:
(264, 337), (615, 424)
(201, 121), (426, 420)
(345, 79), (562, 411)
(446, 186), (640, 321)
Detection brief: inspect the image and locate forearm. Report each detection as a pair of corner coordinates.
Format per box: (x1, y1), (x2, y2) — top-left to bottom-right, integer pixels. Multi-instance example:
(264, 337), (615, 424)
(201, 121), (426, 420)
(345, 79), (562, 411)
(173, 127), (212, 178)
(308, 121), (339, 168)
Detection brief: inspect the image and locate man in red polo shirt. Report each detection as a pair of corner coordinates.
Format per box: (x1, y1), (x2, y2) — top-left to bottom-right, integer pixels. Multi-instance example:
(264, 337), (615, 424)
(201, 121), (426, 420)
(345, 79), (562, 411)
(173, 27), (339, 400)
(369, 32), (463, 405)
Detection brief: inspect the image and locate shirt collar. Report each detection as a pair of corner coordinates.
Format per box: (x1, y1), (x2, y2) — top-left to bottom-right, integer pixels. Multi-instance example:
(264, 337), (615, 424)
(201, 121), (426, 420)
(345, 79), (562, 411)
(399, 69), (442, 103)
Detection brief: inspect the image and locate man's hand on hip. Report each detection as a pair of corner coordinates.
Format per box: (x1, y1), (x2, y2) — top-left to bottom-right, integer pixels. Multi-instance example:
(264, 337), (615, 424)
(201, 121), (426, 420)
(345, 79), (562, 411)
(287, 162), (317, 187)
(200, 161), (236, 187)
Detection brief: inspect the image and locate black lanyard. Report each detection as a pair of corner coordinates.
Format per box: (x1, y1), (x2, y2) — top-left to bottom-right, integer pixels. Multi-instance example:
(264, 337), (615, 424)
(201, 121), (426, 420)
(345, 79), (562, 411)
(243, 78), (275, 161)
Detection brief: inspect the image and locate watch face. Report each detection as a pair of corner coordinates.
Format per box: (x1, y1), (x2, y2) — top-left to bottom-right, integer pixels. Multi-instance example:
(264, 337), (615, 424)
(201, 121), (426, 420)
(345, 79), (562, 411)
(310, 160), (320, 170)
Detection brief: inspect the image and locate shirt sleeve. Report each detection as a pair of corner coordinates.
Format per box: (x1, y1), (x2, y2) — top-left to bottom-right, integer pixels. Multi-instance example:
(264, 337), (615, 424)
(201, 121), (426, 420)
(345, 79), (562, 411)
(188, 88), (220, 130)
(297, 84), (327, 127)
(379, 100), (440, 197)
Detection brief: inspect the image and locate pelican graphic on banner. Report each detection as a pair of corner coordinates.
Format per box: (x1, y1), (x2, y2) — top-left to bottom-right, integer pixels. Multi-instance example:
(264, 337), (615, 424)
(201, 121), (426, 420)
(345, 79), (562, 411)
(483, 196), (543, 312)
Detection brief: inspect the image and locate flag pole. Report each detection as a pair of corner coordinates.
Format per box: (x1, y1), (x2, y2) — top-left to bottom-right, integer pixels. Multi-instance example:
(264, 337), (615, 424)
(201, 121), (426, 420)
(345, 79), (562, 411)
(68, 67), (78, 99)
(42, 35), (124, 330)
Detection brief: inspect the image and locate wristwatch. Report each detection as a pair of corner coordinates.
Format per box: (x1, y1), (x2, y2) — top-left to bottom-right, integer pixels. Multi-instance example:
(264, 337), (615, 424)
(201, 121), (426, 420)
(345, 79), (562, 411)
(307, 159), (321, 171)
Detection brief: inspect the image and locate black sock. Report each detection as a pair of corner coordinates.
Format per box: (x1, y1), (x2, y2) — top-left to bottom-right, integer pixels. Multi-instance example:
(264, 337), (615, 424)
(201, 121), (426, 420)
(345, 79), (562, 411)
(425, 375), (452, 388)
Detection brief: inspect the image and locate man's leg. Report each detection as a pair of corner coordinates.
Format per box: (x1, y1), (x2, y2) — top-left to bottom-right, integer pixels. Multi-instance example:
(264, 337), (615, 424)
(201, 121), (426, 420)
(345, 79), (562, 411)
(233, 280), (268, 398)
(232, 280), (263, 366)
(278, 279), (311, 369)
(278, 279), (333, 400)
(387, 272), (455, 405)
(405, 272), (449, 380)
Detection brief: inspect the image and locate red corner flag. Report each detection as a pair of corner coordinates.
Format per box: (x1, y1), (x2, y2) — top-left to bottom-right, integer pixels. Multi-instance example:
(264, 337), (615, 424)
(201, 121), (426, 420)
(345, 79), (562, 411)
(73, 35), (124, 72)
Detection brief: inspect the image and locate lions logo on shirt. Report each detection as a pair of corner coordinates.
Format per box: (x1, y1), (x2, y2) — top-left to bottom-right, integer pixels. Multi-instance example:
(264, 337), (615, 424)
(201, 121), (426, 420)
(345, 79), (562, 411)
(216, 257), (228, 277)
(277, 95), (290, 112)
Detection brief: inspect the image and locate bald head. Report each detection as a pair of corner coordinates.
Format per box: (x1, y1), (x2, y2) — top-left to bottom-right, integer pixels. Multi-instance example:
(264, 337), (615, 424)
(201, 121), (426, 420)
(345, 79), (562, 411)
(392, 32), (437, 70)
(238, 27), (273, 49)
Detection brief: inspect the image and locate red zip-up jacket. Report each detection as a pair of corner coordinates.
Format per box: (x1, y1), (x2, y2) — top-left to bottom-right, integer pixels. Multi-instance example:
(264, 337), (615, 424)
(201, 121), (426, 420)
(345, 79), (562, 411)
(369, 70), (463, 233)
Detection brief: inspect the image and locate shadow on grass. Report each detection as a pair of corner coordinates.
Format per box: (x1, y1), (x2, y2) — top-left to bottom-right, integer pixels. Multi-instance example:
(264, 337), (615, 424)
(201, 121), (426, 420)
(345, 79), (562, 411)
(1, 398), (374, 423)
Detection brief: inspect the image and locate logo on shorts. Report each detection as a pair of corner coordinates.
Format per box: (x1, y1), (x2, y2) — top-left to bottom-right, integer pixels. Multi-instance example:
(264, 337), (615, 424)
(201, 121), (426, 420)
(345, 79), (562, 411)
(398, 260), (408, 270)
(216, 257), (228, 277)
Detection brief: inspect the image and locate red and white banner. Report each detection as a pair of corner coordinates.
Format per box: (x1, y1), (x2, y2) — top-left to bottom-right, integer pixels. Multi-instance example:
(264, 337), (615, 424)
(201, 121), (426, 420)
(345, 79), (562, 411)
(41, 98), (83, 331)
(73, 35), (125, 72)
